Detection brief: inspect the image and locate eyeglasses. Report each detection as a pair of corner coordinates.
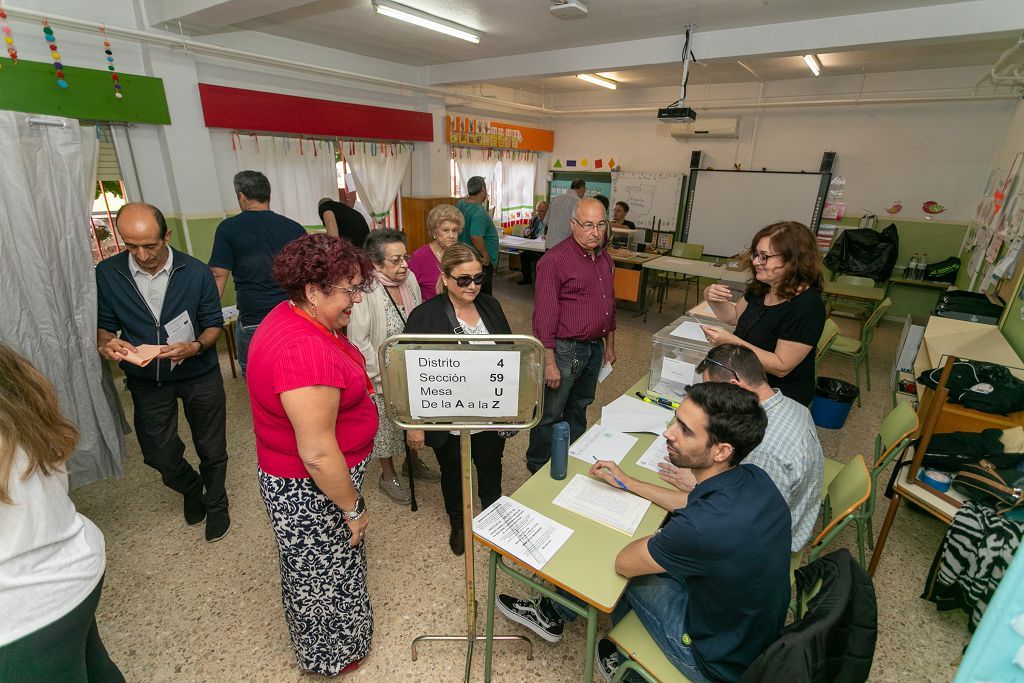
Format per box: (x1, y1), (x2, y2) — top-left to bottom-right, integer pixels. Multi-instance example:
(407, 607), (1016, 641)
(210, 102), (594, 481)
(696, 357), (740, 382)
(449, 273), (486, 287)
(749, 251), (782, 265)
(383, 254), (412, 265)
(572, 217), (611, 233)
(328, 281), (367, 296)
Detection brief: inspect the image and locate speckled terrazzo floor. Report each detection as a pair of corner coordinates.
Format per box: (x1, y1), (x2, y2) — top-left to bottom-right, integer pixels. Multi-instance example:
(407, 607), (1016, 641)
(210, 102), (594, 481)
(69, 269), (970, 682)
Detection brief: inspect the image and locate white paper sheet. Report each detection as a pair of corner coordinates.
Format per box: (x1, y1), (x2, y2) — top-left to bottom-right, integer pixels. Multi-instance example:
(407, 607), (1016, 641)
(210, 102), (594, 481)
(165, 310), (195, 369)
(473, 497), (573, 570)
(636, 439), (671, 473)
(660, 357), (696, 388)
(568, 424), (638, 464)
(552, 475), (651, 535)
(598, 362), (613, 383)
(669, 319), (707, 342)
(601, 395), (674, 434)
(687, 301), (718, 319)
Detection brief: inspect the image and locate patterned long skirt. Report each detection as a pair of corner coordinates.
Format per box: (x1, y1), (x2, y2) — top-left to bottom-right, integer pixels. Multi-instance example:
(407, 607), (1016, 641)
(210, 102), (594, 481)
(259, 459), (373, 675)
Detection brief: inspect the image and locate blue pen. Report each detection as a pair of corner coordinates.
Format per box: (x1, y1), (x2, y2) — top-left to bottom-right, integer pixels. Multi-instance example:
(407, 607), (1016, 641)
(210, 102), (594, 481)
(591, 455), (629, 491)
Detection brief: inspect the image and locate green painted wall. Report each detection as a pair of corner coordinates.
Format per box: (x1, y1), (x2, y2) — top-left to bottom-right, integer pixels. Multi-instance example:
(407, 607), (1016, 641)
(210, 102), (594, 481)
(0, 57), (170, 124)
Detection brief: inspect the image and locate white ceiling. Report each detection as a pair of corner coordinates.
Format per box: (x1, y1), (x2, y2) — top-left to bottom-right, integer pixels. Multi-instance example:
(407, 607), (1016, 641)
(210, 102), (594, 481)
(146, 0), (1024, 92)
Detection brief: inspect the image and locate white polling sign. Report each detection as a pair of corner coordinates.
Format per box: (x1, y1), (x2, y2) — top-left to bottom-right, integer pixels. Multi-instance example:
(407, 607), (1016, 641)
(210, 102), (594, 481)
(406, 349), (521, 418)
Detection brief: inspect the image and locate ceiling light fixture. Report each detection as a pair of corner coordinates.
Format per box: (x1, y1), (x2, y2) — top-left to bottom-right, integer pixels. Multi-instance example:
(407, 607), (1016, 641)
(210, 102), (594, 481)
(803, 54), (821, 77)
(373, 0), (480, 44)
(576, 73), (617, 90)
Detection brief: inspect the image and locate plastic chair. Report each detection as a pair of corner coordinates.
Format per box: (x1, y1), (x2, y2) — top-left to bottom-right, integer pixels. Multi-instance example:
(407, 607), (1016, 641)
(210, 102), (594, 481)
(815, 318), (840, 376)
(825, 297), (892, 407)
(609, 610), (694, 683)
(809, 454), (871, 566)
(827, 275), (876, 328)
(858, 402), (919, 551)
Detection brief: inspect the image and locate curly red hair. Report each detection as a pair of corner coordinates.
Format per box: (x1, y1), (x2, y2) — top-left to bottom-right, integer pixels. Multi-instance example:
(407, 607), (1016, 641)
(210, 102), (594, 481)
(746, 221), (824, 299)
(273, 233), (374, 303)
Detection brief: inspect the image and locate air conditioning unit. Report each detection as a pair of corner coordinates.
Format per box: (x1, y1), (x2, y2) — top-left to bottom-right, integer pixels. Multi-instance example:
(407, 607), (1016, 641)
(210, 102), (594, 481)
(550, 0), (588, 20)
(670, 117), (739, 139)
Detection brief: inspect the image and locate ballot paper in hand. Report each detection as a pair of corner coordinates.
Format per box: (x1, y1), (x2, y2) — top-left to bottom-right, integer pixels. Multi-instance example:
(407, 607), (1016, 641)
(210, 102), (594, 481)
(669, 319), (707, 342)
(165, 310), (196, 370)
(598, 362), (613, 383)
(553, 475), (651, 536)
(601, 395), (674, 434)
(473, 497), (573, 570)
(636, 439), (671, 473)
(569, 424), (637, 464)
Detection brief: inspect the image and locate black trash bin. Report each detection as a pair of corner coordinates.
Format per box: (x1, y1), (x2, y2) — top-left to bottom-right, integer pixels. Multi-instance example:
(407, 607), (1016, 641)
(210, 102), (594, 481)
(810, 377), (859, 429)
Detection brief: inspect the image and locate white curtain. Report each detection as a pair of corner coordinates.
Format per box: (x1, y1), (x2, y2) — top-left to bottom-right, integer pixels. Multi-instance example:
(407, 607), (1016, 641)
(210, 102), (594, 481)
(0, 113), (124, 488)
(342, 141), (412, 227)
(500, 153), (538, 227)
(455, 147), (499, 201)
(232, 134), (336, 225)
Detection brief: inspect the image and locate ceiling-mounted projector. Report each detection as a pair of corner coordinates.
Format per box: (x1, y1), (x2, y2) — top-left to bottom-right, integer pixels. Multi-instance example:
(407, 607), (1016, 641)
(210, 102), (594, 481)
(551, 0), (588, 20)
(658, 107), (697, 123)
(659, 24), (698, 125)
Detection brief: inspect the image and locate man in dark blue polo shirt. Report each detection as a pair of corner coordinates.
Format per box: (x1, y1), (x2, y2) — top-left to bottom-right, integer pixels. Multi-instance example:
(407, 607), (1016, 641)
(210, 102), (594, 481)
(209, 170), (306, 375)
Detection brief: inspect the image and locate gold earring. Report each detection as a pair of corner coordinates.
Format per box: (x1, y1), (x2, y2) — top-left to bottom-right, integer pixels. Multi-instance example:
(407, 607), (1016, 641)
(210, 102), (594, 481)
(310, 299), (319, 318)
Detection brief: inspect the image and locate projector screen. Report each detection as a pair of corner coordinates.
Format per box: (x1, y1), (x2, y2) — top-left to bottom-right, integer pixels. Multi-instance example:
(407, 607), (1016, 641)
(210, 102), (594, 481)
(683, 170), (828, 257)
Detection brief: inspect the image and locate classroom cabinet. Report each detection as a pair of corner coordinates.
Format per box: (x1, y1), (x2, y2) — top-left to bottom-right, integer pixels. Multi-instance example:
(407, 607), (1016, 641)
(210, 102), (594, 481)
(400, 196), (455, 253)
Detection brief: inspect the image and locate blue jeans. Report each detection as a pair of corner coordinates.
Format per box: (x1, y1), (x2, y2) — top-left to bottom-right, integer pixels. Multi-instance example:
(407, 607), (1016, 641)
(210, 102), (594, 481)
(525, 338), (604, 473)
(611, 574), (709, 683)
(236, 323), (258, 377)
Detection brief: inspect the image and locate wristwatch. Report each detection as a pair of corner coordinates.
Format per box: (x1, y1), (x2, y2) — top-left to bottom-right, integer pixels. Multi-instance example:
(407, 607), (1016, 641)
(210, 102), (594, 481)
(193, 340), (204, 356)
(342, 494), (366, 521)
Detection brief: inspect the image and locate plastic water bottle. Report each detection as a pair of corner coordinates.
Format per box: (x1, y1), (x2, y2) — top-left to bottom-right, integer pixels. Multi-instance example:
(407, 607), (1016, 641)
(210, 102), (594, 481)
(916, 253), (927, 281)
(550, 422), (569, 480)
(904, 254), (917, 280)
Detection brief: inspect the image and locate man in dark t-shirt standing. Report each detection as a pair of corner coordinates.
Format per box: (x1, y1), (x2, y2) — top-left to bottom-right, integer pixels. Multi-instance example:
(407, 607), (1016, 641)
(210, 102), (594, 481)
(209, 170), (306, 376)
(318, 190), (370, 247)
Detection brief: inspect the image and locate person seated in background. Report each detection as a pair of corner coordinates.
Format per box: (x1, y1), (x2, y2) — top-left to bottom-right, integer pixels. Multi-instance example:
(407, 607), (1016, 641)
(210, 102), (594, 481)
(517, 201), (548, 286)
(612, 201), (636, 230)
(318, 190), (370, 248)
(0, 343), (124, 682)
(659, 344), (824, 552)
(407, 203), (463, 302)
(500, 382), (790, 683)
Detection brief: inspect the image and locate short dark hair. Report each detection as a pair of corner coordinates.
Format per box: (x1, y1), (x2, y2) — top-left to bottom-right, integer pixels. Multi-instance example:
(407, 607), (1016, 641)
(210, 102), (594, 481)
(685, 382), (767, 466)
(272, 233), (374, 304)
(704, 344), (768, 386)
(116, 202), (168, 238)
(570, 178), (586, 190)
(363, 228), (407, 264)
(467, 176), (486, 197)
(234, 170), (271, 203)
(593, 194), (610, 211)
(615, 201), (629, 214)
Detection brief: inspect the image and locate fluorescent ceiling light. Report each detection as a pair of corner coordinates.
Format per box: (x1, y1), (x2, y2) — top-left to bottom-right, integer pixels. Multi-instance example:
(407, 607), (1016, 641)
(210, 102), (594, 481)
(577, 73), (618, 90)
(803, 54), (821, 77)
(373, 1), (480, 44)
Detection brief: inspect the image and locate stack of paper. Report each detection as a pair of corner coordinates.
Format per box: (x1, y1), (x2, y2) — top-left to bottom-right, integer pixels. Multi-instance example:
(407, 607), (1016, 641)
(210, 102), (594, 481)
(601, 395), (674, 434)
(568, 424), (637, 464)
(635, 439), (670, 473)
(553, 475), (651, 535)
(473, 497), (573, 570)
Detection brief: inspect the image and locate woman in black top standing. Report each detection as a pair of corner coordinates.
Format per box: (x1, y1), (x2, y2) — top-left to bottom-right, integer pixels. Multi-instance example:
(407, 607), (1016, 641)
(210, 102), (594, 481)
(701, 221), (825, 405)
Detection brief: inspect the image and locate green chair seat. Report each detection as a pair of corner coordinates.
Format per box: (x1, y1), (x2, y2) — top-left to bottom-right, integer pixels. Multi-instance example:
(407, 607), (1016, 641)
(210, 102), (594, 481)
(828, 335), (861, 354)
(821, 457), (844, 500)
(609, 610), (694, 683)
(811, 454), (872, 566)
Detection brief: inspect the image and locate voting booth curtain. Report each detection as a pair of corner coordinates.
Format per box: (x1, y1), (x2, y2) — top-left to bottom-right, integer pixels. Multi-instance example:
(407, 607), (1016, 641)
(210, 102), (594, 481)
(343, 141), (412, 227)
(0, 112), (125, 488)
(232, 134), (336, 226)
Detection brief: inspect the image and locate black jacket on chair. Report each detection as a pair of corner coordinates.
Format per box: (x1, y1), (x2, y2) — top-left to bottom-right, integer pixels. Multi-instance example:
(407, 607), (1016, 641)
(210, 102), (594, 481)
(403, 292), (512, 449)
(741, 549), (877, 683)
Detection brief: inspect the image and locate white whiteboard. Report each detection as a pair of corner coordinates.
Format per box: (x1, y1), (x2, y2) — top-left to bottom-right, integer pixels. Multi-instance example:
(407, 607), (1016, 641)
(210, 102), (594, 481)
(611, 171), (685, 233)
(684, 170), (827, 257)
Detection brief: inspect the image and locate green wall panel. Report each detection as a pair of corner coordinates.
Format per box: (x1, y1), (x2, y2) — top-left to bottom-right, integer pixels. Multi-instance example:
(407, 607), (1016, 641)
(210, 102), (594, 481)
(0, 57), (170, 124)
(1001, 296), (1024, 360)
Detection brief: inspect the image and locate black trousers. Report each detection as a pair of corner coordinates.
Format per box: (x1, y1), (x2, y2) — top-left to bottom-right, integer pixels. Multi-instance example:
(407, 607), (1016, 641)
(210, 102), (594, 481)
(0, 576), (125, 682)
(481, 263), (494, 296)
(127, 368), (229, 513)
(434, 431), (505, 530)
(519, 251), (540, 282)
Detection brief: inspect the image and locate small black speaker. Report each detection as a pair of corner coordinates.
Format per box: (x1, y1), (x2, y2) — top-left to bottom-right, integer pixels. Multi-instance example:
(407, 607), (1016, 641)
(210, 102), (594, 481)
(690, 150), (703, 169)
(820, 151), (836, 173)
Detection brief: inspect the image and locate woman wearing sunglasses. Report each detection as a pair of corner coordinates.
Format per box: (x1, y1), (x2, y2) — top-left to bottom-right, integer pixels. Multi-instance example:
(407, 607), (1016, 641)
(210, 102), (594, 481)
(404, 244), (513, 555)
(701, 221), (825, 406)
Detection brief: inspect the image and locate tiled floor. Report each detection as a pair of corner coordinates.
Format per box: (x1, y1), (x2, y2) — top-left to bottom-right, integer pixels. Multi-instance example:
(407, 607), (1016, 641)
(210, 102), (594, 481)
(70, 269), (970, 681)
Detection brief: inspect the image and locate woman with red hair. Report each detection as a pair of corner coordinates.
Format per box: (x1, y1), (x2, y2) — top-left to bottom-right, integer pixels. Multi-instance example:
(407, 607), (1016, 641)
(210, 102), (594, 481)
(245, 234), (377, 675)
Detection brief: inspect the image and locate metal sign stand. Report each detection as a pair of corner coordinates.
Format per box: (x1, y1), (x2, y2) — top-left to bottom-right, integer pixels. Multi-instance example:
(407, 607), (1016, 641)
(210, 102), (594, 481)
(379, 334), (545, 682)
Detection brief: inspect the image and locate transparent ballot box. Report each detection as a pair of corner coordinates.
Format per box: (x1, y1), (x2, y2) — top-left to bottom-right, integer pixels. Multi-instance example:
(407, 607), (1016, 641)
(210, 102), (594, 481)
(648, 319), (712, 401)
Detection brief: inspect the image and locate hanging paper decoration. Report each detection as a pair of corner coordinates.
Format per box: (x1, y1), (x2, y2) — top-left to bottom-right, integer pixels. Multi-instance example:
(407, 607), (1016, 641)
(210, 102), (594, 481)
(922, 201), (947, 215)
(0, 6), (16, 65)
(566, 159), (577, 167)
(552, 159), (562, 168)
(885, 201), (902, 215)
(581, 158), (589, 167)
(41, 20), (66, 88)
(608, 158), (617, 170)
(594, 159), (603, 169)
(99, 24), (122, 98)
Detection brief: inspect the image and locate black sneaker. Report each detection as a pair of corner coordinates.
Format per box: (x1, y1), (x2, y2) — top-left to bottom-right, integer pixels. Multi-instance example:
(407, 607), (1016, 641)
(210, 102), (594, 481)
(595, 637), (621, 683)
(205, 511), (231, 543)
(183, 493), (205, 526)
(496, 594), (564, 642)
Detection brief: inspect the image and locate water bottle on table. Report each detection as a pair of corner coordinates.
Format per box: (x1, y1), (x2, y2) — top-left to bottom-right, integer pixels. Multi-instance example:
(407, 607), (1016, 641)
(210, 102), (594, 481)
(550, 421), (569, 480)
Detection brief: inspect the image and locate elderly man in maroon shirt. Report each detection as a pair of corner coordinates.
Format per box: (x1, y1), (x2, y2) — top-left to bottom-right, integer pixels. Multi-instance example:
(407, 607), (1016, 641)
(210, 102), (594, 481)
(526, 198), (617, 473)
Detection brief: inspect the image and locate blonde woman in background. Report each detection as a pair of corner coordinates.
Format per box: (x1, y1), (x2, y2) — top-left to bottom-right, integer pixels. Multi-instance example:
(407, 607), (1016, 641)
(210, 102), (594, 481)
(407, 203), (463, 301)
(0, 343), (123, 681)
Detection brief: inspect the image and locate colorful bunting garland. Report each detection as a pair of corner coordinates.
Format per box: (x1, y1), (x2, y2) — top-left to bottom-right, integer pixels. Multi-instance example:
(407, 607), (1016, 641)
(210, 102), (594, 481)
(99, 24), (122, 98)
(42, 20), (66, 88)
(0, 5), (16, 65)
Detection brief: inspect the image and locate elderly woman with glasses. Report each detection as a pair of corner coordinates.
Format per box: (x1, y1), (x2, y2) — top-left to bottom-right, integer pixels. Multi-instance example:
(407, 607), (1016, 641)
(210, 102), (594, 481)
(348, 229), (439, 504)
(407, 204), (463, 302)
(246, 234), (377, 676)
(403, 243), (513, 556)
(701, 221), (825, 405)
